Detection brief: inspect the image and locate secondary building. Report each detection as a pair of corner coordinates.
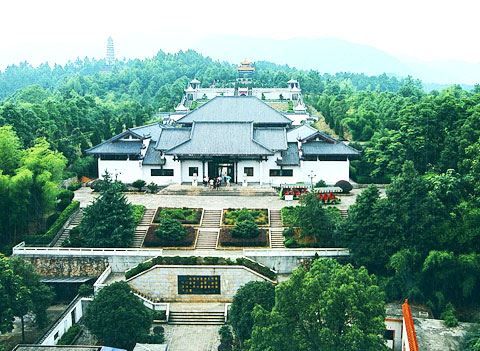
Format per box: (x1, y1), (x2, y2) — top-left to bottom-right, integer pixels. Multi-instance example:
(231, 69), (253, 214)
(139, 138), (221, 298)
(86, 96), (359, 185)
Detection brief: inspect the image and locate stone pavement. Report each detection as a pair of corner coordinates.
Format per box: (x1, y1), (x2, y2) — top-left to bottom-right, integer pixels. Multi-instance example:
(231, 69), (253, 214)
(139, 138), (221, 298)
(74, 187), (298, 210)
(73, 186), (383, 211)
(163, 324), (220, 351)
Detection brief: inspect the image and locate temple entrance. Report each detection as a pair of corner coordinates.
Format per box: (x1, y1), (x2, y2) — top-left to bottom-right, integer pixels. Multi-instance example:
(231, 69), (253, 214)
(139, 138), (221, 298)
(208, 161), (234, 182)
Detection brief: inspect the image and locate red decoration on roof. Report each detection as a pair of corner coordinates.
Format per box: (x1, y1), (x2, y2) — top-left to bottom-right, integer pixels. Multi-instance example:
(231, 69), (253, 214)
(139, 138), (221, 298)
(402, 299), (419, 351)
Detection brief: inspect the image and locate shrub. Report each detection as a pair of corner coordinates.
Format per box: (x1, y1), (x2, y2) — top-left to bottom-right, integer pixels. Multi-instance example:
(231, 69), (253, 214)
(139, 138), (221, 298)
(218, 325), (233, 350)
(132, 179), (146, 191)
(78, 284), (94, 297)
(237, 208), (254, 222)
(67, 183), (82, 191)
(25, 201), (80, 245)
(153, 207), (202, 224)
(441, 303), (459, 327)
(315, 179), (327, 187)
(57, 324), (82, 345)
(132, 205), (146, 226)
(155, 218), (186, 242)
(281, 206), (298, 227)
(283, 227), (294, 238)
(335, 180), (353, 193)
(46, 213), (59, 228)
(57, 189), (74, 204)
(231, 220), (259, 239)
(147, 182), (160, 194)
(153, 311), (166, 321)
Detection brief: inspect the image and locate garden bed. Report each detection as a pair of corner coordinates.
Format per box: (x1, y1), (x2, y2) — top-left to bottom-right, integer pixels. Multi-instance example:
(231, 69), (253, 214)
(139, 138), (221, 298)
(143, 225), (197, 248)
(153, 207), (203, 225)
(281, 206), (298, 227)
(219, 228), (269, 247)
(222, 208), (269, 226)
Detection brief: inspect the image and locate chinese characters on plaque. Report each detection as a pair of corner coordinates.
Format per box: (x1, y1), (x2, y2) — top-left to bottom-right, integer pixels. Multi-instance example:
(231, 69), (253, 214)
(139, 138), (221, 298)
(178, 275), (221, 294)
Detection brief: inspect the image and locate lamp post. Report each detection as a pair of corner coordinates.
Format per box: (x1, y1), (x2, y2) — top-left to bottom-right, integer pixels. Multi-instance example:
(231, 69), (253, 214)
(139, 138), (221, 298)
(308, 170), (316, 189)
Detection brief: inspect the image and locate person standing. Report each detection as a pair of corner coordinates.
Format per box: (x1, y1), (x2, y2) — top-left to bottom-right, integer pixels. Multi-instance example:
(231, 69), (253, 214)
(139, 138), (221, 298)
(209, 178), (214, 190)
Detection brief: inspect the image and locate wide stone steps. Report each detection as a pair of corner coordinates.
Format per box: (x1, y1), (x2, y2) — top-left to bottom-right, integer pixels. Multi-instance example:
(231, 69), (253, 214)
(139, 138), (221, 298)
(200, 210), (222, 228)
(54, 209), (84, 247)
(339, 209), (348, 219)
(270, 229), (285, 248)
(270, 210), (283, 228)
(195, 229), (218, 249)
(168, 311), (225, 325)
(139, 209), (156, 226)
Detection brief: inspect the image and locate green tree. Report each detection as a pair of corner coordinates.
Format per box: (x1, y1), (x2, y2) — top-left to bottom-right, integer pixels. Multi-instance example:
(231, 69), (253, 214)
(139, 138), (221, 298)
(78, 179), (135, 247)
(84, 281), (153, 350)
(249, 259), (387, 351)
(0, 255), (54, 340)
(155, 218), (186, 242)
(296, 193), (336, 246)
(229, 281), (275, 344)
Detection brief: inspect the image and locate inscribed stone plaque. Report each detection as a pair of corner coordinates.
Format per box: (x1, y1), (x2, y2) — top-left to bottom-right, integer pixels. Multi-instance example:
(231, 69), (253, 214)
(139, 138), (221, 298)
(178, 275), (221, 294)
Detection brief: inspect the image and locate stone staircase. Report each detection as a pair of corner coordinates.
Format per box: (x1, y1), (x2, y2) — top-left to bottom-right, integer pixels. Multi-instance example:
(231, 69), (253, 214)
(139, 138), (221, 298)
(195, 229), (218, 249)
(159, 184), (278, 196)
(168, 311), (225, 325)
(201, 210), (222, 228)
(54, 209), (84, 247)
(270, 229), (285, 248)
(339, 209), (348, 219)
(132, 209), (156, 248)
(270, 210), (283, 227)
(139, 209), (156, 226)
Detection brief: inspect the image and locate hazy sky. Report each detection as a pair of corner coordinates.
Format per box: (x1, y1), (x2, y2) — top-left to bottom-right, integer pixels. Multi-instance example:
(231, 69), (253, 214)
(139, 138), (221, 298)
(1, 0), (479, 69)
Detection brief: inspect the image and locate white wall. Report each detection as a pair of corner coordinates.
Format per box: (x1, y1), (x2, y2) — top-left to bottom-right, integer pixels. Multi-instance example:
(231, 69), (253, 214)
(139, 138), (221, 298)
(41, 297), (90, 345)
(142, 156), (180, 185)
(181, 160), (205, 183)
(237, 160), (261, 183)
(98, 158), (142, 183)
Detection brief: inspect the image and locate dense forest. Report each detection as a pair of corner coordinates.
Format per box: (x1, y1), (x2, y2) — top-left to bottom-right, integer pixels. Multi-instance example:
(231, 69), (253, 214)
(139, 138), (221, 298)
(2, 49), (480, 330)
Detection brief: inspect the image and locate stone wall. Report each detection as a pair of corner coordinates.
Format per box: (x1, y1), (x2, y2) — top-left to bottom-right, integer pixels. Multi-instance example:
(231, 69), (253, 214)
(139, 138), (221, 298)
(128, 265), (272, 302)
(22, 255), (154, 278)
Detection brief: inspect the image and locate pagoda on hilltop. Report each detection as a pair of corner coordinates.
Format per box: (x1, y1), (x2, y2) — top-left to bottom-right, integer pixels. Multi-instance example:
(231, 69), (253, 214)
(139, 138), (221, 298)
(237, 60), (255, 83)
(106, 36), (115, 66)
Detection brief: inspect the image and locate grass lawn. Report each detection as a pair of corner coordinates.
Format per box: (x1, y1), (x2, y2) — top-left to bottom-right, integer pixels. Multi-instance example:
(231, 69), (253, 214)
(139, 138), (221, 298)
(222, 208), (269, 226)
(153, 207), (202, 225)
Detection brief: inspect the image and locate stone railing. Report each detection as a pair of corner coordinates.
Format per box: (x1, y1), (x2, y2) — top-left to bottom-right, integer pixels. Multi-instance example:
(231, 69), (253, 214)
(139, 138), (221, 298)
(133, 292), (170, 321)
(93, 265), (112, 294)
(13, 242), (163, 257)
(243, 248), (350, 257)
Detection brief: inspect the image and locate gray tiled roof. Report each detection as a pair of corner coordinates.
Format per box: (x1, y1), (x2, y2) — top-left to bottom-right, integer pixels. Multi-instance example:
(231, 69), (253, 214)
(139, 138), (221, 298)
(86, 140), (142, 155)
(166, 122), (273, 156)
(142, 143), (165, 165)
(177, 96), (292, 124)
(130, 122), (167, 141)
(277, 143), (300, 166)
(155, 128), (191, 150)
(253, 128), (287, 150)
(286, 124), (318, 142)
(302, 141), (360, 156)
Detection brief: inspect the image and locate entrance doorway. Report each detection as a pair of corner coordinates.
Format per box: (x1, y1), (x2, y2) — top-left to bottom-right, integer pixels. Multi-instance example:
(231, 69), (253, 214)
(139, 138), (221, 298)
(208, 162), (234, 182)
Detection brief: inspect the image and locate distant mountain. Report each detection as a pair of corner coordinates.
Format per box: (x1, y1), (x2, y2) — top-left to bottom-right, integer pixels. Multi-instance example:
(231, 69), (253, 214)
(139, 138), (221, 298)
(191, 36), (480, 86)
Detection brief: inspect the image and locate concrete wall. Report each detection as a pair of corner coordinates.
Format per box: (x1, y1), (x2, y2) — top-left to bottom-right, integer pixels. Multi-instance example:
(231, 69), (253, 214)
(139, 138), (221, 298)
(40, 297), (91, 345)
(127, 265), (272, 302)
(98, 158), (143, 183)
(142, 156), (180, 185)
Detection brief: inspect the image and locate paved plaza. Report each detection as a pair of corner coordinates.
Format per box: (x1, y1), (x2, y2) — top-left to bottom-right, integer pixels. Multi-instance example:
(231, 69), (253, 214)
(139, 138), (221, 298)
(73, 186), (378, 210)
(163, 324), (221, 351)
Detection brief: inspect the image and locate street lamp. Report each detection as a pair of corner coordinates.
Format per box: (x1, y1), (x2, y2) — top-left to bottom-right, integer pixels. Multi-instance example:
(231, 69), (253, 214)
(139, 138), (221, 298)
(308, 170), (316, 189)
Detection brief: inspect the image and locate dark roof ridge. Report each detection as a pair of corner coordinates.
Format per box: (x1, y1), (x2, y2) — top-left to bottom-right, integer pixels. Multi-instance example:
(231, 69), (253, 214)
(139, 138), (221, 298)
(85, 129), (143, 153)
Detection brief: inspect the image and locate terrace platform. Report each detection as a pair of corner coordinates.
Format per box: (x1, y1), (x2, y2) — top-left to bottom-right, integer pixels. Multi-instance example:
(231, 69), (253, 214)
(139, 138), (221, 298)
(159, 183), (278, 196)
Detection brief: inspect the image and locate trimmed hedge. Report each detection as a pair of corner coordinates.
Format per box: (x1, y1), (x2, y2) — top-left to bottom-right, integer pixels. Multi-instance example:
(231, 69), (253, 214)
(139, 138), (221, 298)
(125, 256), (276, 281)
(67, 182), (82, 191)
(57, 324), (82, 345)
(25, 201), (80, 245)
(219, 228), (268, 247)
(143, 225), (196, 247)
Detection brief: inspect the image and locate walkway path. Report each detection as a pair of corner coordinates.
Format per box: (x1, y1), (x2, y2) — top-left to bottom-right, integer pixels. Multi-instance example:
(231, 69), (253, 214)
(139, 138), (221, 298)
(132, 209), (156, 248)
(163, 325), (220, 351)
(53, 209), (83, 247)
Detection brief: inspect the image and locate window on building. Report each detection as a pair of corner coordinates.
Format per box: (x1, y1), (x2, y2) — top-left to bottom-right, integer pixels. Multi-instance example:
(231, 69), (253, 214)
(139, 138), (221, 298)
(318, 155), (348, 161)
(269, 169), (293, 177)
(384, 330), (394, 340)
(244, 167), (254, 177)
(129, 154), (141, 160)
(189, 167), (198, 176)
(54, 331), (59, 340)
(151, 169), (174, 176)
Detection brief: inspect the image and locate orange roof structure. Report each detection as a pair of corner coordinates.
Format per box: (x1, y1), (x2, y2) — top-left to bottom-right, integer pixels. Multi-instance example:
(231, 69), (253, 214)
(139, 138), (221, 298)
(241, 60), (251, 65)
(237, 66), (255, 71)
(402, 299), (419, 351)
